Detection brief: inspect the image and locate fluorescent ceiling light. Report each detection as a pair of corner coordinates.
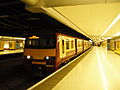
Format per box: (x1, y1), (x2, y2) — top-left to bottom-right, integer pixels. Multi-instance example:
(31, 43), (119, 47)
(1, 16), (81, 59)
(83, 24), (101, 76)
(101, 37), (104, 39)
(89, 40), (92, 43)
(14, 38), (26, 40)
(113, 32), (120, 36)
(105, 37), (112, 40)
(101, 14), (120, 36)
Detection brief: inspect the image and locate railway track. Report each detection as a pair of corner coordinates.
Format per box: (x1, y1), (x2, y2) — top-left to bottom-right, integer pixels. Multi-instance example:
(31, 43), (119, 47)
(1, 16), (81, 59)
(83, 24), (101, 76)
(0, 54), (43, 90)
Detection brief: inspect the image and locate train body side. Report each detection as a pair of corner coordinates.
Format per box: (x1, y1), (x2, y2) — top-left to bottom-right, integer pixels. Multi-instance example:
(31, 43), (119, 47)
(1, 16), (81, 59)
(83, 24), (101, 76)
(56, 34), (76, 68)
(56, 34), (91, 69)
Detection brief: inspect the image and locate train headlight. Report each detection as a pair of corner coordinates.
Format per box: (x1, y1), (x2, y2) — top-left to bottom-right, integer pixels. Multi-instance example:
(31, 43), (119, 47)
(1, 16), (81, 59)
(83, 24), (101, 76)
(44, 56), (55, 60)
(27, 55), (31, 59)
(45, 56), (50, 60)
(44, 56), (55, 65)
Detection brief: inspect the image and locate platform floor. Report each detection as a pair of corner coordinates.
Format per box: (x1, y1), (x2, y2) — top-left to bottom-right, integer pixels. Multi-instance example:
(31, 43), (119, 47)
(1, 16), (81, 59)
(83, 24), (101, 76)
(52, 47), (120, 90)
(0, 49), (23, 55)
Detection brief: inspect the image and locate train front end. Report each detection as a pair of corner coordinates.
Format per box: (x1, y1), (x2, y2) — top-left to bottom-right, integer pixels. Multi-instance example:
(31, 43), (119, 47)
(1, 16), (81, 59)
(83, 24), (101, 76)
(23, 34), (56, 75)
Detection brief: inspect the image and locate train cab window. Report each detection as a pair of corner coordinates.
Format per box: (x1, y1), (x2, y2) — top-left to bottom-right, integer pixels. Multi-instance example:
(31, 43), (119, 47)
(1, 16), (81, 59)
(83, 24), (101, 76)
(25, 34), (56, 49)
(62, 40), (64, 53)
(26, 39), (40, 48)
(41, 35), (56, 49)
(71, 40), (74, 49)
(66, 39), (69, 50)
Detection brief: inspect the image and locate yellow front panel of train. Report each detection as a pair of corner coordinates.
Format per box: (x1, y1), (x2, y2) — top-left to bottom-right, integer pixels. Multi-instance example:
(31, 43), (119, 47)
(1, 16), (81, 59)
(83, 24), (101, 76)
(24, 49), (56, 60)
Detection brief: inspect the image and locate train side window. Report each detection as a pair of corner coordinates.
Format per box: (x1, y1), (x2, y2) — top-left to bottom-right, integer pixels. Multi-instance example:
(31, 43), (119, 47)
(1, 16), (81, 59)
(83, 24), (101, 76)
(71, 40), (74, 49)
(62, 40), (64, 53)
(41, 35), (56, 49)
(80, 42), (82, 47)
(9, 42), (12, 47)
(78, 41), (81, 47)
(114, 41), (116, 50)
(66, 39), (69, 50)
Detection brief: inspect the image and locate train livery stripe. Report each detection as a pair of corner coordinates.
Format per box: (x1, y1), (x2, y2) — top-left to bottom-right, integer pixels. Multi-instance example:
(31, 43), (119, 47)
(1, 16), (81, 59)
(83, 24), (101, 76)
(32, 61), (46, 65)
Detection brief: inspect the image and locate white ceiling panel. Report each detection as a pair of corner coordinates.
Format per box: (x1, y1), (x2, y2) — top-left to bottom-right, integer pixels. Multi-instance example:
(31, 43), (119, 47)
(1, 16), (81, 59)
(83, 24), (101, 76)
(53, 3), (120, 40)
(105, 19), (120, 37)
(22, 0), (120, 41)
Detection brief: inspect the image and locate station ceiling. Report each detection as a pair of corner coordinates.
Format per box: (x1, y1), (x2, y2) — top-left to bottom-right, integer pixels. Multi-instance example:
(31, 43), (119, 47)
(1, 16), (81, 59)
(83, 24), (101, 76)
(0, 0), (88, 39)
(21, 0), (120, 42)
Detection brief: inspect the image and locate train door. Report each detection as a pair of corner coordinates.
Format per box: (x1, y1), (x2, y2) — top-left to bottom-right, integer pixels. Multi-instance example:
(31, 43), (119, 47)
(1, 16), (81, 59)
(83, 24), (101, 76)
(84, 40), (86, 51)
(75, 39), (77, 54)
(82, 40), (84, 51)
(116, 41), (119, 51)
(59, 36), (66, 62)
(57, 35), (66, 68)
(61, 39), (67, 59)
(107, 39), (110, 50)
(119, 41), (120, 52)
(62, 40), (65, 54)
(114, 41), (116, 50)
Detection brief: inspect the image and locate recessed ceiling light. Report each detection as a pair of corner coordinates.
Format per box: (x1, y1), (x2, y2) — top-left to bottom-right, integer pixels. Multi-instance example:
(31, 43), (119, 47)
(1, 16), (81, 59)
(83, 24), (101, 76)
(105, 37), (112, 40)
(101, 14), (120, 36)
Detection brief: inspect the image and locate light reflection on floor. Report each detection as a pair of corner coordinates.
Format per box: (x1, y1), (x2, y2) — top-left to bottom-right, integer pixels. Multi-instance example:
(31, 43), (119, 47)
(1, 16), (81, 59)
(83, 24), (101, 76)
(0, 49), (23, 55)
(52, 47), (120, 90)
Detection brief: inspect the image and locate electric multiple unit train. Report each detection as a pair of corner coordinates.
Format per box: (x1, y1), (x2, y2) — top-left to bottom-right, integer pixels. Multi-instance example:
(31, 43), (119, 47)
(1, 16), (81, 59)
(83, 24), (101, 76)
(23, 33), (92, 75)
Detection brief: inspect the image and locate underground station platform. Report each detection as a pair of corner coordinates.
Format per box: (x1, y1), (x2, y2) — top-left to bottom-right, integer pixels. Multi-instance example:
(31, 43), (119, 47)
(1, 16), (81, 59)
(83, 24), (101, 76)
(0, 0), (120, 90)
(27, 46), (120, 90)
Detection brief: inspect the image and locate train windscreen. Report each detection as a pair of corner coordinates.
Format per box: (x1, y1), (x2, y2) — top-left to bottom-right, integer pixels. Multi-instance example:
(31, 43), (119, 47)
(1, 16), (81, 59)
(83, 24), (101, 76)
(25, 34), (56, 49)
